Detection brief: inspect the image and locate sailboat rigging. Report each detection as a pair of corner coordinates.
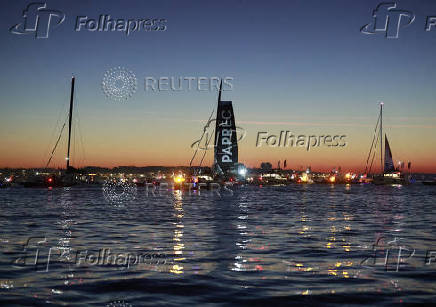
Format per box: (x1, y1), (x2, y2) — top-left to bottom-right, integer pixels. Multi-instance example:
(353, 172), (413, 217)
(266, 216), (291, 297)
(366, 102), (411, 185)
(23, 76), (78, 187)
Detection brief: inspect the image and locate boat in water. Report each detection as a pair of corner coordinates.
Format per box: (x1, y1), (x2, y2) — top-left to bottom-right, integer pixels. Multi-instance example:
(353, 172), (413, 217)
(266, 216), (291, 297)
(212, 81), (246, 181)
(188, 80), (246, 188)
(368, 103), (411, 185)
(22, 77), (79, 188)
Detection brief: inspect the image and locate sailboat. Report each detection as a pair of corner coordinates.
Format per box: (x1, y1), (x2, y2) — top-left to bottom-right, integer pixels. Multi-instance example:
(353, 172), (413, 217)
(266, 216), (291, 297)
(370, 102), (411, 185)
(22, 77), (78, 187)
(212, 81), (243, 180)
(189, 80), (246, 184)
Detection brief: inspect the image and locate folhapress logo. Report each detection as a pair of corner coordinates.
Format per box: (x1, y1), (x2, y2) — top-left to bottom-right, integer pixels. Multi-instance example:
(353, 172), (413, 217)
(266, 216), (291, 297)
(361, 2), (415, 38)
(10, 2), (65, 39)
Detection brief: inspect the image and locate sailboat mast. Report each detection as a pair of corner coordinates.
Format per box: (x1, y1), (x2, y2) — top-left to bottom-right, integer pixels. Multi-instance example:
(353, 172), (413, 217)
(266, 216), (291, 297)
(218, 79), (222, 103)
(66, 76), (75, 171)
(380, 102), (383, 174)
(214, 80), (223, 161)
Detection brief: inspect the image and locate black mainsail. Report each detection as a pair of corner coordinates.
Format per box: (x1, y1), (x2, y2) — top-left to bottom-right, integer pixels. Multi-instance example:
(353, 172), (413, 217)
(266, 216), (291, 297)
(213, 81), (238, 176)
(384, 135), (395, 173)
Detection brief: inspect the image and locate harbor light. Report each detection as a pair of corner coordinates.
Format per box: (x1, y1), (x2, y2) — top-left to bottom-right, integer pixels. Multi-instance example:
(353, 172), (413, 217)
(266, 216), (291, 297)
(238, 167), (247, 177)
(174, 175), (185, 183)
(329, 176), (336, 183)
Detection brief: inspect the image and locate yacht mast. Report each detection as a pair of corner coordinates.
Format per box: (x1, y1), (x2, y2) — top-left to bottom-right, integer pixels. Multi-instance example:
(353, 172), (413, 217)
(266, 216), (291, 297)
(66, 76), (75, 172)
(214, 80), (222, 161)
(380, 102), (383, 174)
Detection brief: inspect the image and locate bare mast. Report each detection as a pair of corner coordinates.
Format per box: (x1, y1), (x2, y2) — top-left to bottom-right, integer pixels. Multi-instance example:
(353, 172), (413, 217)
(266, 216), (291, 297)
(66, 76), (75, 172)
(380, 102), (383, 174)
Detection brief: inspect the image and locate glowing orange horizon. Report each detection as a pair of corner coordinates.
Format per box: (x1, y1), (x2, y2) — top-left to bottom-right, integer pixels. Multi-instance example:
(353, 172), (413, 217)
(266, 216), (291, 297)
(1, 110), (435, 173)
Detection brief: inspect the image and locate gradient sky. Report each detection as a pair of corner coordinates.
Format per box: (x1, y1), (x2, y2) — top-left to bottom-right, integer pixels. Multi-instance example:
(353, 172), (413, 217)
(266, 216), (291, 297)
(1, 0), (435, 173)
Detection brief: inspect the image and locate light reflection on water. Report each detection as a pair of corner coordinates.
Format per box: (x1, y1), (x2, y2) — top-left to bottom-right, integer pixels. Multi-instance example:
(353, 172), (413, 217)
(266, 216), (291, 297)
(0, 184), (436, 305)
(170, 190), (184, 275)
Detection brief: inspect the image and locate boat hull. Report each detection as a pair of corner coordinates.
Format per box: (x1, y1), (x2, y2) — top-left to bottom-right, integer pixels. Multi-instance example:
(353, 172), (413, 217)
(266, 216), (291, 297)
(373, 174), (410, 185)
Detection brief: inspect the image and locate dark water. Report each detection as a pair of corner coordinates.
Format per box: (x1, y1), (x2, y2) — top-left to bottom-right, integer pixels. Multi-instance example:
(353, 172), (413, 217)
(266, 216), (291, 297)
(1, 184), (436, 306)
